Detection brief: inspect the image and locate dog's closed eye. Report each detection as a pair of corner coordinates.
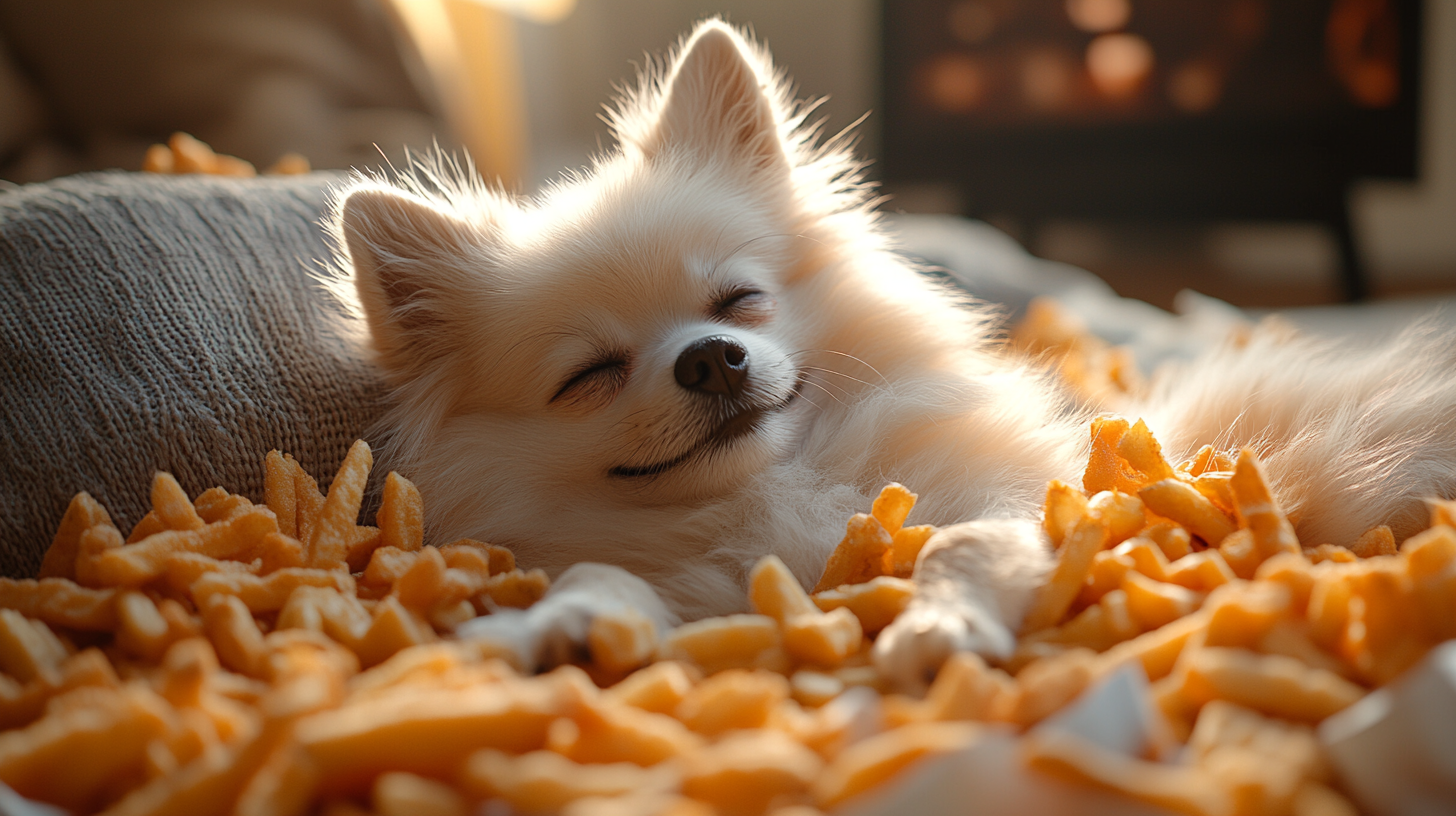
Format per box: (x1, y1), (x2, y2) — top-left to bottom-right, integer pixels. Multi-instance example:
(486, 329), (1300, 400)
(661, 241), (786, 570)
(551, 355), (630, 406)
(711, 288), (775, 326)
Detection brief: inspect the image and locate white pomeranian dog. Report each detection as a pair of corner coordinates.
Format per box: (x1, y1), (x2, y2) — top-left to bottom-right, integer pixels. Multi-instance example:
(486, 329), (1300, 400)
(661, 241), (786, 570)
(331, 20), (1456, 686)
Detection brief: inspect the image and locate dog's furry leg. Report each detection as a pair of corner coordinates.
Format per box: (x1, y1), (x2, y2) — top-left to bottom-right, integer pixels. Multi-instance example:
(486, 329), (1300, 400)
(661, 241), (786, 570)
(872, 519), (1052, 691)
(457, 562), (676, 672)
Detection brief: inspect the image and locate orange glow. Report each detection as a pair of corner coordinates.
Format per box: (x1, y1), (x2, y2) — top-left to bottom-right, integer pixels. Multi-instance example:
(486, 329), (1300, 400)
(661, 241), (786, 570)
(1022, 49), (1075, 112)
(1168, 61), (1223, 113)
(924, 54), (988, 113)
(948, 1), (998, 45)
(1086, 33), (1154, 100)
(1065, 0), (1132, 33)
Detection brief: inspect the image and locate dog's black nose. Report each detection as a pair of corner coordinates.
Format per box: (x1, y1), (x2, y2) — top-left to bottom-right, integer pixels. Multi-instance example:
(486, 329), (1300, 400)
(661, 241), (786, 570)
(675, 335), (749, 397)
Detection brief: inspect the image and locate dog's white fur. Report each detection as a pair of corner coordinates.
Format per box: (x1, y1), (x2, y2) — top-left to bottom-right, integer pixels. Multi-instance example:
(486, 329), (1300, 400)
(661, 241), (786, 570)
(331, 21), (1456, 685)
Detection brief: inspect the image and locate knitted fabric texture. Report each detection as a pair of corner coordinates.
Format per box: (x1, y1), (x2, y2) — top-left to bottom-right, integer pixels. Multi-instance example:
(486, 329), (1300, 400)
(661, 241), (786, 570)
(0, 171), (388, 576)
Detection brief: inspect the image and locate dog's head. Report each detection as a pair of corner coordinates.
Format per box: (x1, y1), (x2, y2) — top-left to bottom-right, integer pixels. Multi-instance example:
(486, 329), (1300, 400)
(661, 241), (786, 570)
(334, 22), (857, 522)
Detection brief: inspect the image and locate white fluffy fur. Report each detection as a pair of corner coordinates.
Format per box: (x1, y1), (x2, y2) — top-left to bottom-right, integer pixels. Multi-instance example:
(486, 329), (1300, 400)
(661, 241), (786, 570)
(329, 21), (1456, 680)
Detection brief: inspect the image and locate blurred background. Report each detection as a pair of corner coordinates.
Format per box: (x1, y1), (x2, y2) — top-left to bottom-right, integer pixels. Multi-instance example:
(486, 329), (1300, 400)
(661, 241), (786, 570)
(0, 0), (1452, 310)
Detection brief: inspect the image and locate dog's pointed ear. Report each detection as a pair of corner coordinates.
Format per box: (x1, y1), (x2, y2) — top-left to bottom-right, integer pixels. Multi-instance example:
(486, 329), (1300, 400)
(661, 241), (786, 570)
(645, 21), (787, 173)
(339, 184), (478, 374)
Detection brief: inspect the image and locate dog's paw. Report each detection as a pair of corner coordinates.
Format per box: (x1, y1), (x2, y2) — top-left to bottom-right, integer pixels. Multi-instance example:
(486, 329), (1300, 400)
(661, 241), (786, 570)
(457, 562), (672, 673)
(457, 597), (597, 671)
(872, 599), (1014, 693)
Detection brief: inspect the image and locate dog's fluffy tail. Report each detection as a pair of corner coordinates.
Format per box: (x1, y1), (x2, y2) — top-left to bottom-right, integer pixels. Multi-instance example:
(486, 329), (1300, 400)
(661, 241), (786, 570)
(1143, 316), (1456, 545)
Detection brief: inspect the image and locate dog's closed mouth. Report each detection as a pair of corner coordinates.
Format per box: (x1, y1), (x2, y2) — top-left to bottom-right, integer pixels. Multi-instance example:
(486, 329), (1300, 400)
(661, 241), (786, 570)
(609, 374), (805, 479)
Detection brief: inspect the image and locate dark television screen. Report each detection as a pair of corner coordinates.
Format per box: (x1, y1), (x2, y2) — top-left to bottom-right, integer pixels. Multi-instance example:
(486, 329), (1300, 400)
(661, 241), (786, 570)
(879, 0), (1422, 225)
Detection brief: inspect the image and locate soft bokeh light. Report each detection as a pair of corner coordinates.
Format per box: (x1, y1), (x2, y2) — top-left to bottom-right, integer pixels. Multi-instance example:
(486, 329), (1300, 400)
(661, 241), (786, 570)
(1086, 32), (1154, 100)
(1168, 60), (1223, 113)
(1065, 0), (1132, 34)
(460, 0), (575, 23)
(924, 53), (987, 113)
(948, 1), (998, 44)
(1021, 48), (1075, 112)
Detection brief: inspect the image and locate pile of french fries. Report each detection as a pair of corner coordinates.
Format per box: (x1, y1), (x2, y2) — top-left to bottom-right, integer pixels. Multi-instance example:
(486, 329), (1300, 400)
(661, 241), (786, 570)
(141, 132), (311, 178)
(0, 422), (1451, 815)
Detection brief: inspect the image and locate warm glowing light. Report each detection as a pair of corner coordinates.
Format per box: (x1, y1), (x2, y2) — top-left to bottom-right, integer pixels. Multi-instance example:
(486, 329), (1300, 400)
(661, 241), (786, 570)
(1065, 0), (1132, 33)
(948, 1), (997, 44)
(1086, 33), (1154, 99)
(1021, 49), (1075, 111)
(459, 0), (575, 23)
(1168, 61), (1223, 113)
(924, 54), (987, 113)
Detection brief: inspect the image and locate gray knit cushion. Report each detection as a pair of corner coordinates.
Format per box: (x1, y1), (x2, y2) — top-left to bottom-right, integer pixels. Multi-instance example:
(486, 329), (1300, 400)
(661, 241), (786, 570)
(0, 171), (387, 577)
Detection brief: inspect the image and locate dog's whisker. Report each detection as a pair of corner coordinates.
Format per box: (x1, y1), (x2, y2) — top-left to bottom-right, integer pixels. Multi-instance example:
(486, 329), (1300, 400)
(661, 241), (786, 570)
(799, 366), (881, 393)
(800, 380), (845, 408)
(791, 349), (889, 385)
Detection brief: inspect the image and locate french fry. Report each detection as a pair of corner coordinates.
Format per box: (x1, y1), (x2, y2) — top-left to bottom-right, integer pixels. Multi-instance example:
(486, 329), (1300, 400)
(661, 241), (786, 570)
(37, 492), (112, 580)
(0, 609), (68, 685)
(1178, 445), (1233, 478)
(604, 661), (697, 715)
(1088, 490), (1145, 546)
(752, 555), (863, 667)
(789, 670), (846, 708)
(588, 609), (659, 676)
(0, 577), (118, 631)
(1043, 480), (1090, 549)
(551, 694), (703, 766)
(192, 568), (356, 614)
(813, 514), (892, 592)
(922, 651), (1013, 722)
(1020, 518), (1108, 634)
(373, 771), (466, 816)
(657, 615), (781, 675)
(1203, 582), (1293, 650)
(1009, 647), (1101, 727)
(202, 595), (268, 678)
(485, 569), (551, 609)
(1100, 608), (1210, 682)
(1022, 729), (1227, 816)
(1079, 548), (1135, 606)
(1117, 418), (1176, 485)
(264, 450), (300, 539)
(811, 576), (915, 635)
(1164, 550), (1237, 593)
(1340, 565), (1429, 685)
(460, 748), (670, 813)
(297, 680), (565, 795)
(749, 555), (817, 622)
(812, 721), (981, 810)
(294, 463), (327, 552)
(889, 524), (935, 577)
(869, 483), (917, 537)
(682, 729), (823, 815)
(1123, 571), (1203, 631)
(0, 648), (119, 731)
(1229, 449), (1301, 561)
(150, 471), (207, 533)
(84, 508), (279, 587)
(1083, 416), (1135, 494)
(1144, 522), (1194, 562)
(1139, 478), (1236, 548)
(142, 143), (174, 173)
(0, 684), (176, 812)
(379, 472), (425, 553)
(1218, 529), (1262, 580)
(1349, 525), (1396, 559)
(1181, 647), (1365, 722)
(674, 669), (789, 736)
(308, 440), (373, 568)
(1114, 537), (1171, 582)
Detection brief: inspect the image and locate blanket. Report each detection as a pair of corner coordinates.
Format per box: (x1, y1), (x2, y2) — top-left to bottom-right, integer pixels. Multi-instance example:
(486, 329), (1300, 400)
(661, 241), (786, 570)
(0, 171), (387, 576)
